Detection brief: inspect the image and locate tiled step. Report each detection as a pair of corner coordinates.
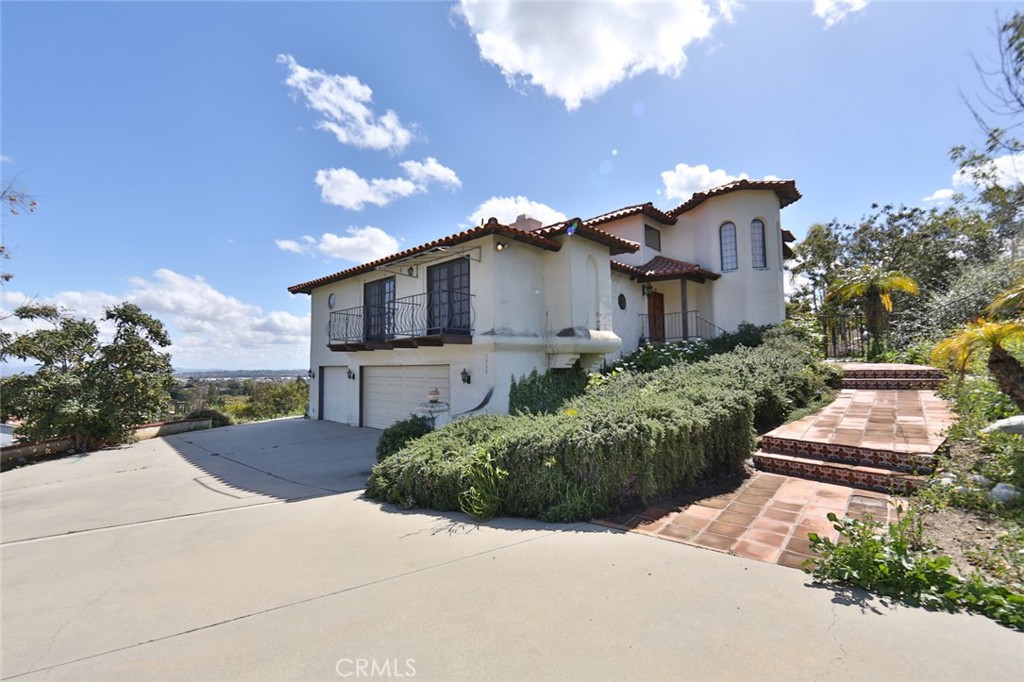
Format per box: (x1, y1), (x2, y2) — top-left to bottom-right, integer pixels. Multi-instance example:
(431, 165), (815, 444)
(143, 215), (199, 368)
(759, 435), (937, 474)
(753, 452), (926, 494)
(840, 377), (944, 390)
(840, 364), (945, 381)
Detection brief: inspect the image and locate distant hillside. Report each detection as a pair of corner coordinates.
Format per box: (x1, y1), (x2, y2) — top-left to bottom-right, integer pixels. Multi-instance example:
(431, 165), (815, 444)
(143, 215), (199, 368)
(174, 369), (306, 380)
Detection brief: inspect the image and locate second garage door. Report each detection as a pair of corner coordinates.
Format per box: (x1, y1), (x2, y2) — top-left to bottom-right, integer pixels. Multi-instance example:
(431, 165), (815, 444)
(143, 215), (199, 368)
(362, 365), (450, 429)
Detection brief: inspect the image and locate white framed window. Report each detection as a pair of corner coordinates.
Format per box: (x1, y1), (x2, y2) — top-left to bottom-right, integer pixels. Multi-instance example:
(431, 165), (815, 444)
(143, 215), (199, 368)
(751, 219), (767, 269)
(720, 222), (738, 271)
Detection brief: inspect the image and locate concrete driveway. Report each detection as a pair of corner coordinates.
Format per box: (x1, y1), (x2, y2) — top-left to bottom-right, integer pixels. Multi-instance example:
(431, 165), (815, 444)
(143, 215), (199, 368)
(2, 419), (1021, 681)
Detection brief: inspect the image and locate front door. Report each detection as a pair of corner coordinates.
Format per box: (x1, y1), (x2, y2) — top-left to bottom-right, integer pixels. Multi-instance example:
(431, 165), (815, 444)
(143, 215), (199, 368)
(648, 291), (665, 342)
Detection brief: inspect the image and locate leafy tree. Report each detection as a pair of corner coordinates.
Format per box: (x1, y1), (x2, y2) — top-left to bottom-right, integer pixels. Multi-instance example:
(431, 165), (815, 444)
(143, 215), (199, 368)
(0, 303), (174, 450)
(790, 222), (843, 313)
(826, 266), (919, 360)
(954, 11), (1024, 257)
(0, 179), (38, 284)
(238, 379), (308, 421)
(790, 204), (997, 321)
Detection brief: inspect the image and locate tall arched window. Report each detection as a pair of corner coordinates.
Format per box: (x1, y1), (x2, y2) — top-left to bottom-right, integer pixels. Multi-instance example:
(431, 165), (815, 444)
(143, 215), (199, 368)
(750, 219), (767, 269)
(720, 222), (737, 271)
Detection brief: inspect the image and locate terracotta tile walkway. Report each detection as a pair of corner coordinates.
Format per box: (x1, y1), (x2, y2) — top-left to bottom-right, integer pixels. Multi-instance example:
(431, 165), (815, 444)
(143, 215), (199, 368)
(595, 472), (903, 569)
(767, 389), (954, 454)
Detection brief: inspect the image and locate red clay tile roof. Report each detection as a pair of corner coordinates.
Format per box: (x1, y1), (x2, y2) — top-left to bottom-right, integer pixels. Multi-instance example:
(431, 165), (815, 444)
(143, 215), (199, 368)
(536, 218), (640, 256)
(581, 202), (676, 228)
(612, 256), (721, 283)
(287, 219), (561, 294)
(668, 179), (801, 217)
(289, 180), (798, 294)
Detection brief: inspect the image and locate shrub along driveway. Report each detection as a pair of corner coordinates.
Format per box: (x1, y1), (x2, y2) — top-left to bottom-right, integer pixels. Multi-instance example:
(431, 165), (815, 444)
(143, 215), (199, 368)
(2, 420), (1021, 681)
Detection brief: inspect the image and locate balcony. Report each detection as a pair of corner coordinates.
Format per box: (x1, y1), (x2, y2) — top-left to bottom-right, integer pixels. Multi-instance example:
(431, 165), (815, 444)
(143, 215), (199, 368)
(639, 310), (725, 344)
(327, 291), (475, 351)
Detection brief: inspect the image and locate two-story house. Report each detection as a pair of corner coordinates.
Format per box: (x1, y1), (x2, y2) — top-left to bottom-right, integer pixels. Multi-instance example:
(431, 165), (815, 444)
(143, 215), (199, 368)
(288, 179), (800, 428)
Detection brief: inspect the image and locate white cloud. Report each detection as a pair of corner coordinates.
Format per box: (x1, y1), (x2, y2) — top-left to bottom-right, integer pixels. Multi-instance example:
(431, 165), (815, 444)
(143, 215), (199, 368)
(2, 270), (311, 369)
(315, 158), (461, 210)
(0, 155), (10, 163)
(315, 168), (419, 210)
(717, 1), (740, 24)
(456, 0), (719, 111)
(275, 226), (401, 263)
(316, 227), (401, 261)
(277, 53), (414, 153)
(275, 239), (306, 254)
(922, 188), (955, 203)
(466, 195), (567, 227)
(399, 157), (462, 189)
(953, 151), (1024, 190)
(813, 0), (869, 29)
(660, 163), (779, 202)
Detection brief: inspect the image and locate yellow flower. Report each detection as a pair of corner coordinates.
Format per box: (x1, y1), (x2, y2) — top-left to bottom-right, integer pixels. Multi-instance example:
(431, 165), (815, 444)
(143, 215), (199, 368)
(564, 408), (578, 416)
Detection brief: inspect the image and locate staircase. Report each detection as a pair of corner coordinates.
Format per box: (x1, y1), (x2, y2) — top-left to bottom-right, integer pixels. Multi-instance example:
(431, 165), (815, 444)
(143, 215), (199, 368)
(753, 364), (956, 494)
(839, 362), (945, 390)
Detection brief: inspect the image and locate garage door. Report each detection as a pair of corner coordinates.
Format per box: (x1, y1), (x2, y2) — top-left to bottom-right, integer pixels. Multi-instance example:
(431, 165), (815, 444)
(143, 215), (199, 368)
(321, 366), (348, 423)
(363, 365), (450, 429)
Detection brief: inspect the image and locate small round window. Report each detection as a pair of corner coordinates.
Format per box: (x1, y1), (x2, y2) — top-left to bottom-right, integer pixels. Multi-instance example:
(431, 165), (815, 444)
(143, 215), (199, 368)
(617, 293), (627, 310)
(328, 293), (336, 309)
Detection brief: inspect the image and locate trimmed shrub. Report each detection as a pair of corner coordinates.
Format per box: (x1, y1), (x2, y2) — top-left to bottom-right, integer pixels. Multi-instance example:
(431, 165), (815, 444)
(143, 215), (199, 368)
(508, 365), (589, 414)
(375, 414), (435, 463)
(604, 321), (776, 375)
(186, 408), (232, 428)
(366, 330), (834, 522)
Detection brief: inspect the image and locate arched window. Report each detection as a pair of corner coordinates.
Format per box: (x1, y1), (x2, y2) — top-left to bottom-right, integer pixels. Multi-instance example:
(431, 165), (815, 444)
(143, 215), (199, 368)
(720, 222), (737, 271)
(751, 219), (767, 269)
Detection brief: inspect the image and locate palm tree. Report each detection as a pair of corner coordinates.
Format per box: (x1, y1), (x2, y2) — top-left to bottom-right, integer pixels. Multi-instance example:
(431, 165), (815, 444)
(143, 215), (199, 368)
(931, 320), (1024, 412)
(826, 265), (919, 360)
(986, 259), (1024, 317)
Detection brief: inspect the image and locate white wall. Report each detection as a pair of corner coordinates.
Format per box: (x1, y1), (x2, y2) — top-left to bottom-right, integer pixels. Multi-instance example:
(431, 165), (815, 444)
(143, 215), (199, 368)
(304, 233), (623, 427)
(609, 272), (645, 359)
(666, 190), (786, 332)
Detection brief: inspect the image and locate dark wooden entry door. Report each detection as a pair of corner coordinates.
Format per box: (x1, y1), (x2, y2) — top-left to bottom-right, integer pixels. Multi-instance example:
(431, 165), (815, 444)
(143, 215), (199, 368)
(648, 292), (665, 342)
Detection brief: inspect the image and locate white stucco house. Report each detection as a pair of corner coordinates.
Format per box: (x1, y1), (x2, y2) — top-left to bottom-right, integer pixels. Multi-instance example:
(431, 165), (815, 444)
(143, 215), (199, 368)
(288, 179), (800, 429)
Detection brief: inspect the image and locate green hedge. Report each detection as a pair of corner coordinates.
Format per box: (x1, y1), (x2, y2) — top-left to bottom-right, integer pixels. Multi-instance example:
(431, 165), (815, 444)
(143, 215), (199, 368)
(365, 329), (834, 522)
(508, 365), (589, 414)
(375, 414), (434, 463)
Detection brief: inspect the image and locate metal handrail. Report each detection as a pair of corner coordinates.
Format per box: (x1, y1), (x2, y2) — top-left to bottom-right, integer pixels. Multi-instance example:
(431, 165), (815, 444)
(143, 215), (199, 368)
(639, 310), (724, 342)
(327, 292), (475, 345)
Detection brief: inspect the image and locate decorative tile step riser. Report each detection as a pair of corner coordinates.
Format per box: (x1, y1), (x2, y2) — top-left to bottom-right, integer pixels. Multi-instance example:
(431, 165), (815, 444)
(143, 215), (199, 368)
(753, 455), (922, 494)
(840, 378), (944, 390)
(759, 436), (936, 473)
(842, 368), (945, 380)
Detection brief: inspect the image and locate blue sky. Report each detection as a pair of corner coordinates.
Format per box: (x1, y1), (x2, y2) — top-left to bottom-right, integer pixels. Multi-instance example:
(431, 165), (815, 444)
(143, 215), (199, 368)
(2, 0), (1019, 369)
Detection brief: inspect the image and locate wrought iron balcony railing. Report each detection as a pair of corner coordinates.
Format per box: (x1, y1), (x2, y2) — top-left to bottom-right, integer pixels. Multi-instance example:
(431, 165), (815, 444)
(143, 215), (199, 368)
(639, 310), (725, 343)
(327, 291), (475, 350)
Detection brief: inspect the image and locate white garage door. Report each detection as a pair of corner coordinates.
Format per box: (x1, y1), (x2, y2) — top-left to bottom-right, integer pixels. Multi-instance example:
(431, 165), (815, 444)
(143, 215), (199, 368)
(363, 365), (450, 429)
(321, 366), (348, 423)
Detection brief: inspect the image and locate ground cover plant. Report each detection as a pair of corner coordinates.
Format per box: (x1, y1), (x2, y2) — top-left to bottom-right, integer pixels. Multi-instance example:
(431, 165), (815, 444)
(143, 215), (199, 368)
(367, 327), (836, 522)
(808, 508), (1024, 630)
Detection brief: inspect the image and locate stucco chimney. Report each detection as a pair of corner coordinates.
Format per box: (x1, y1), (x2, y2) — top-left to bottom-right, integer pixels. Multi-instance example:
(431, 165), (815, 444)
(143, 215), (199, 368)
(510, 213), (543, 232)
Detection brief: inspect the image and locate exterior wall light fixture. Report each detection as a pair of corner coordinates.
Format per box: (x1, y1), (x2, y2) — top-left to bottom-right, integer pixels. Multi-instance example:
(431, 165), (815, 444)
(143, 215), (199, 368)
(346, 368), (356, 380)
(641, 283), (654, 297)
(460, 368), (471, 384)
(495, 242), (508, 251)
(307, 369), (315, 379)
